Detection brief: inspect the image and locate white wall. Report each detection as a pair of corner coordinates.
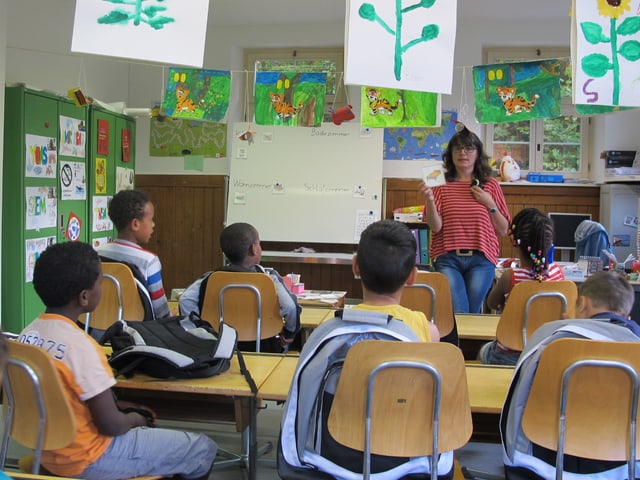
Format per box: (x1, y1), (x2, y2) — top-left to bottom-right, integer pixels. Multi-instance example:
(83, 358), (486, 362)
(3, 1), (639, 180)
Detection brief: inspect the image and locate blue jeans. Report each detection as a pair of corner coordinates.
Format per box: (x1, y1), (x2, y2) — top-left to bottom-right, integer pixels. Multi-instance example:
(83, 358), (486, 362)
(76, 427), (217, 480)
(434, 251), (496, 314)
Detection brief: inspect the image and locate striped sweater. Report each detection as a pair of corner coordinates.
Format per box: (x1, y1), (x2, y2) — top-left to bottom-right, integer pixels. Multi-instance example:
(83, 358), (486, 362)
(96, 239), (170, 319)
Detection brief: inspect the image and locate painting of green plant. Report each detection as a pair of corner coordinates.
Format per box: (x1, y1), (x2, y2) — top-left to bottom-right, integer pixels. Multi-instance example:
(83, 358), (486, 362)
(360, 87), (440, 128)
(473, 60), (563, 124)
(149, 116), (226, 157)
(98, 0), (174, 29)
(358, 0), (440, 81)
(254, 72), (327, 127)
(161, 68), (231, 122)
(575, 0), (640, 106)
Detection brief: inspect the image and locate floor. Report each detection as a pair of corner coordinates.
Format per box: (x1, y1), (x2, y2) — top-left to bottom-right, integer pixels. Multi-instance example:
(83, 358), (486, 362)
(2, 401), (505, 480)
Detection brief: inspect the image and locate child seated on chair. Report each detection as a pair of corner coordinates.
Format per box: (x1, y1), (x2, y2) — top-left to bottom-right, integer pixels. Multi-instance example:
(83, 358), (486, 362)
(179, 222), (301, 352)
(17, 242), (216, 480)
(96, 189), (171, 319)
(479, 207), (565, 365)
(350, 219), (440, 342)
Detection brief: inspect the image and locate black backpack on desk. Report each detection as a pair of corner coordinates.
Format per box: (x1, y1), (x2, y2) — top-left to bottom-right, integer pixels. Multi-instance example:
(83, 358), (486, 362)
(102, 313), (238, 379)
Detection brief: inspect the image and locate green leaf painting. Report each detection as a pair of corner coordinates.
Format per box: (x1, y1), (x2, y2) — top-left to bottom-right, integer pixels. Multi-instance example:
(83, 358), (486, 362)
(98, 0), (174, 29)
(161, 68), (231, 122)
(360, 87), (440, 128)
(254, 72), (327, 127)
(473, 60), (563, 124)
(574, 0), (640, 106)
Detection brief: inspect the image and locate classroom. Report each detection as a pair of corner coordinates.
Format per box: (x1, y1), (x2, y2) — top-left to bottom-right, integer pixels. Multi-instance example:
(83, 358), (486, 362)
(1, 1), (640, 479)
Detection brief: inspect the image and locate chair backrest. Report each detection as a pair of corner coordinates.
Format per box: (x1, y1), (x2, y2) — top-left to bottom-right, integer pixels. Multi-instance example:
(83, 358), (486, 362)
(496, 280), (577, 352)
(521, 338), (640, 478)
(83, 273), (123, 332)
(400, 271), (455, 338)
(200, 271), (283, 348)
(0, 341), (76, 473)
(327, 340), (472, 479)
(101, 262), (151, 321)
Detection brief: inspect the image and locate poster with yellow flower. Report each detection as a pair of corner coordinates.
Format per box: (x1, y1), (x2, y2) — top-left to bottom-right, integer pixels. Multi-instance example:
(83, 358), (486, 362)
(572, 0), (640, 107)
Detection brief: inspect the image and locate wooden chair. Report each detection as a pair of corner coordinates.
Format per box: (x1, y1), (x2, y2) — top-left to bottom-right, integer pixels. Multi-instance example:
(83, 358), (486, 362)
(495, 280), (578, 352)
(200, 271), (284, 351)
(101, 261), (152, 321)
(328, 340), (472, 479)
(521, 338), (640, 480)
(400, 271), (457, 343)
(0, 341), (160, 479)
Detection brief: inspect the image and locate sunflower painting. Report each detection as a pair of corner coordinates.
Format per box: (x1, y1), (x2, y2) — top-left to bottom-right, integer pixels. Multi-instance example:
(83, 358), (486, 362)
(572, 0), (640, 107)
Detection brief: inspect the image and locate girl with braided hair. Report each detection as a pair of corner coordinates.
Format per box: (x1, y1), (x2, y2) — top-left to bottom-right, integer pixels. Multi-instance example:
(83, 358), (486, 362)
(478, 208), (565, 365)
(486, 207), (564, 311)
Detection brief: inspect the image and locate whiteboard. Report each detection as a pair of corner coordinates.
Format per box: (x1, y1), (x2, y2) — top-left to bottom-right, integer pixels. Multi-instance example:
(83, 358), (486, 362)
(227, 122), (384, 244)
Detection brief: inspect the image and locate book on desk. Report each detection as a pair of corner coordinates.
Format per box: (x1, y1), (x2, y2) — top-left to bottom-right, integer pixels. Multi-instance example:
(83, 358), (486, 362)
(296, 290), (346, 308)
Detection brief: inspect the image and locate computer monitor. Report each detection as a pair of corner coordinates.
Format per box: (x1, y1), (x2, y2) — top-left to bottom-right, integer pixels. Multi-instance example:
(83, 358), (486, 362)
(548, 212), (592, 261)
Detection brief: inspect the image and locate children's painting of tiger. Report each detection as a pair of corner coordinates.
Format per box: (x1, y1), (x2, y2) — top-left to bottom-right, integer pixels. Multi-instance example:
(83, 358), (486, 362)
(473, 60), (563, 124)
(366, 88), (401, 116)
(495, 86), (539, 116)
(269, 93), (304, 122)
(254, 71), (327, 126)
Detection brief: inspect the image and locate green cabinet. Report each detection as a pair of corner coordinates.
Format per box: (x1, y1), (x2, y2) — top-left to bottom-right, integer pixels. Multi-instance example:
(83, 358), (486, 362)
(2, 86), (136, 333)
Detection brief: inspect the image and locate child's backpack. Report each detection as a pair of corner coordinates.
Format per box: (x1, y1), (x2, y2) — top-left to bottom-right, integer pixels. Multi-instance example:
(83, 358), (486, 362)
(277, 308), (457, 479)
(501, 318), (640, 480)
(102, 313), (238, 379)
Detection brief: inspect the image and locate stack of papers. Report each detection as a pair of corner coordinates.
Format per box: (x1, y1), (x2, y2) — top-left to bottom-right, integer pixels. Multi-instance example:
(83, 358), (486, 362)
(296, 290), (347, 307)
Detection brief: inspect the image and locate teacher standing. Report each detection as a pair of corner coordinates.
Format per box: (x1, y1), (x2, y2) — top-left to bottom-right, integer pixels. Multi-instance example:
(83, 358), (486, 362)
(419, 125), (510, 313)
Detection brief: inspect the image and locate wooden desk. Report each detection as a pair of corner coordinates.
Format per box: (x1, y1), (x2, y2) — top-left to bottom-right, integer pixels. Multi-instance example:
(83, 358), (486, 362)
(457, 313), (500, 361)
(300, 307), (334, 329)
(113, 353), (283, 480)
(456, 314), (500, 341)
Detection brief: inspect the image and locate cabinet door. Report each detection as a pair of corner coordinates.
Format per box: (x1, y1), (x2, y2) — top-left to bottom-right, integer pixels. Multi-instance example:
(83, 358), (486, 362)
(57, 100), (88, 245)
(22, 92), (60, 328)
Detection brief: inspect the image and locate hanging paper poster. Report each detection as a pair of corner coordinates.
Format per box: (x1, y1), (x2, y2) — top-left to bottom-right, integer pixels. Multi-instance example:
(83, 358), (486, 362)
(95, 157), (107, 194)
(97, 119), (109, 155)
(254, 72), (327, 127)
(65, 212), (82, 242)
(161, 68), (231, 122)
(92, 196), (113, 232)
(360, 87), (441, 128)
(572, 0), (640, 107)
(149, 115), (227, 157)
(59, 161), (87, 200)
(122, 128), (131, 163)
(59, 116), (87, 158)
(116, 167), (135, 192)
(25, 236), (56, 283)
(25, 134), (57, 178)
(25, 186), (57, 230)
(473, 60), (563, 124)
(383, 109), (457, 160)
(345, 0), (458, 94)
(71, 0), (209, 68)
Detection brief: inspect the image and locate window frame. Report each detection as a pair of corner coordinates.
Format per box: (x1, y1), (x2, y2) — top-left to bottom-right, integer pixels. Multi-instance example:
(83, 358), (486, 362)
(243, 47), (345, 123)
(483, 47), (591, 180)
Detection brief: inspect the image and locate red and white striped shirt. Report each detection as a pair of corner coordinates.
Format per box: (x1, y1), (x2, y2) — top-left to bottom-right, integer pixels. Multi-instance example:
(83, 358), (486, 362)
(430, 177), (510, 264)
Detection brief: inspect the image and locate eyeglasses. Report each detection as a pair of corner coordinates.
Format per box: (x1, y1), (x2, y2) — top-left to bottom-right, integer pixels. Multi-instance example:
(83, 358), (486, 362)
(453, 146), (477, 153)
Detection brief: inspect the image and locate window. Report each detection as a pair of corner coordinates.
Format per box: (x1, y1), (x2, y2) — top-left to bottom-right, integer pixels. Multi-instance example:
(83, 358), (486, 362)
(484, 47), (590, 179)
(243, 47), (345, 123)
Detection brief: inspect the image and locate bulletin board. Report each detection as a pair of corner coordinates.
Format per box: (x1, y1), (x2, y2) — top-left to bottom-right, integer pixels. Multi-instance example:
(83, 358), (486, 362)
(226, 122), (384, 244)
